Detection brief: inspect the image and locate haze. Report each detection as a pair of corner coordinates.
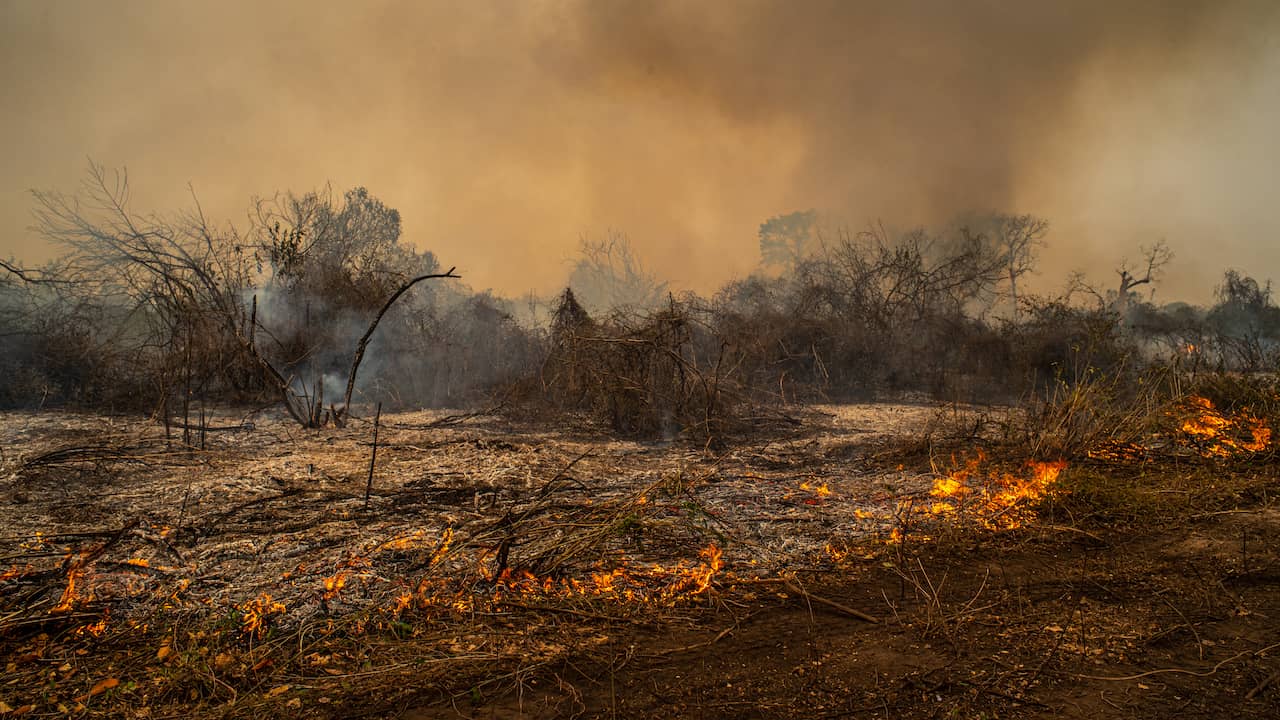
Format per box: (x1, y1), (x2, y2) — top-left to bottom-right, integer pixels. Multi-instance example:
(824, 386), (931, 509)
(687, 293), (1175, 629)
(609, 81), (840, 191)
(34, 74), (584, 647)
(2, 0), (1278, 302)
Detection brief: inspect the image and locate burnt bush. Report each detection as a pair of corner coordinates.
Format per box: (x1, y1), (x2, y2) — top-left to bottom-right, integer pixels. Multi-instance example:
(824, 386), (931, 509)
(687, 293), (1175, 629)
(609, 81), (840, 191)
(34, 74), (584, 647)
(536, 290), (742, 438)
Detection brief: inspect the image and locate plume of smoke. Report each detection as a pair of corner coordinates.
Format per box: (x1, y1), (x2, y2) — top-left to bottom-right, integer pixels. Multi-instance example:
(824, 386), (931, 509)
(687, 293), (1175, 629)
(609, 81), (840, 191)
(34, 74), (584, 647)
(1, 0), (1278, 302)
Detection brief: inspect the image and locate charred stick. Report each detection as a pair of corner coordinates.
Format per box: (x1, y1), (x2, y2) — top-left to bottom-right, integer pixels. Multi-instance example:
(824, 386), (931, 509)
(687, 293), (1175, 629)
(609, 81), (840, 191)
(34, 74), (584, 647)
(341, 268), (460, 415)
(364, 401), (382, 508)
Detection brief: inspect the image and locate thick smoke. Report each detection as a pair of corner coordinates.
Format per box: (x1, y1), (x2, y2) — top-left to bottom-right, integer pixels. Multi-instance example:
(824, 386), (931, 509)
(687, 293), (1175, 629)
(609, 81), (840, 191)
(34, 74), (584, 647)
(1, 0), (1277, 301)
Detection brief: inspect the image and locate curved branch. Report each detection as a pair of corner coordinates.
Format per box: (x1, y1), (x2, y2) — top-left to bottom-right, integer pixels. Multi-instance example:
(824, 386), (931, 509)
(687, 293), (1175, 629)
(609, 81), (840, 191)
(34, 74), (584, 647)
(340, 267), (460, 414)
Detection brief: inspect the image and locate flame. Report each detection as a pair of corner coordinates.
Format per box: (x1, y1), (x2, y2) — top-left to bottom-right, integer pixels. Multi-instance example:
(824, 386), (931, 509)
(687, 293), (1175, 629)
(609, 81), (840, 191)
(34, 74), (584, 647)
(77, 617), (109, 637)
(377, 530), (428, 552)
(51, 565), (91, 614)
(688, 544), (723, 594)
(1085, 441), (1145, 462)
(238, 594), (287, 638)
(1178, 395), (1271, 457)
(400, 543), (726, 614)
(799, 481), (832, 497)
(0, 564), (32, 582)
(927, 455), (1067, 530)
(322, 572), (348, 600)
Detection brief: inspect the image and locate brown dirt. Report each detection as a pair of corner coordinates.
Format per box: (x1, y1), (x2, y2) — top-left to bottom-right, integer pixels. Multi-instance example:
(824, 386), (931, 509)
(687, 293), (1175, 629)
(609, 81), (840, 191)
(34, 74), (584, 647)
(406, 498), (1280, 720)
(0, 405), (1277, 719)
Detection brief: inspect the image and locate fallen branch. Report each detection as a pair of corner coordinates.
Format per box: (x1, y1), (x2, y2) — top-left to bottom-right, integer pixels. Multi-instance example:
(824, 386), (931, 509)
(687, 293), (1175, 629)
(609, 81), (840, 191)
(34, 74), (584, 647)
(751, 577), (879, 623)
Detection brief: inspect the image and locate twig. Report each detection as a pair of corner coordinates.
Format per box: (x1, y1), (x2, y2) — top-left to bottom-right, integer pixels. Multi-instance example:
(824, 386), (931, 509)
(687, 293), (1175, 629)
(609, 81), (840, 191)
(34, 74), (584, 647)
(1073, 642), (1280, 681)
(364, 402), (382, 508)
(1246, 668), (1280, 700)
(782, 579), (879, 623)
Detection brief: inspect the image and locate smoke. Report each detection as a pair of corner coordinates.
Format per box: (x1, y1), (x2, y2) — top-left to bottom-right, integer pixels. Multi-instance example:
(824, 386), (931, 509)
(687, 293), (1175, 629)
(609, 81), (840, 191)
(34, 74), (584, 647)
(2, 0), (1278, 303)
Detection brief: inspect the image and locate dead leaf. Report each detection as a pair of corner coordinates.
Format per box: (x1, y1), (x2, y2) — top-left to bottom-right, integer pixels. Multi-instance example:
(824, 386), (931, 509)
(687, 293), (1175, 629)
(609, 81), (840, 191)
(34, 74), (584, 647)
(0, 701), (12, 713)
(88, 677), (120, 696)
(251, 657), (273, 672)
(156, 645), (172, 662)
(285, 698), (301, 709)
(265, 685), (291, 698)
(11, 705), (34, 716)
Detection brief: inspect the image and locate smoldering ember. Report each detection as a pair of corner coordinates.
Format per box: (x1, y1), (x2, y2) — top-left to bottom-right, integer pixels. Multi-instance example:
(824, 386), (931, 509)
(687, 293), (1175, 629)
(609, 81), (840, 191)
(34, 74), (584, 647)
(3, 3), (1280, 720)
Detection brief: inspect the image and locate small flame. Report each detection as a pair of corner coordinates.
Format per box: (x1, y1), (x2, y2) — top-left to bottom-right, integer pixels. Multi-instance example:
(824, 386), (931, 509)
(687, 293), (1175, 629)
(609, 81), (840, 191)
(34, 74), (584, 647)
(0, 564), (32, 582)
(77, 617), (109, 637)
(1179, 395), (1271, 457)
(51, 564), (91, 614)
(322, 572), (348, 600)
(799, 481), (832, 497)
(927, 455), (1066, 530)
(238, 594), (287, 638)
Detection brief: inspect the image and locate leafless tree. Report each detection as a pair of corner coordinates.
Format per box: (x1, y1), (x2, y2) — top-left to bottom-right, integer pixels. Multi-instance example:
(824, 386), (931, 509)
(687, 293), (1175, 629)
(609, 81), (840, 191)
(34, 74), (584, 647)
(993, 214), (1049, 317)
(29, 162), (328, 421)
(567, 231), (668, 313)
(1113, 239), (1173, 316)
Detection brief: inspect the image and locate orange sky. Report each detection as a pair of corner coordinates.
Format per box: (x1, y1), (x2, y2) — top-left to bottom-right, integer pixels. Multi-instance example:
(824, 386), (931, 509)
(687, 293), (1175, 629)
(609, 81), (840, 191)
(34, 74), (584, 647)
(2, 0), (1278, 303)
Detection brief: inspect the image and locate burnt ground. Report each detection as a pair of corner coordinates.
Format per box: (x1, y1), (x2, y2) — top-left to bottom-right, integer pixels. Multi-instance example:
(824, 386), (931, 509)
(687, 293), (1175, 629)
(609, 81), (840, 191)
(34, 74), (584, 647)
(415, 503), (1280, 720)
(0, 404), (1277, 718)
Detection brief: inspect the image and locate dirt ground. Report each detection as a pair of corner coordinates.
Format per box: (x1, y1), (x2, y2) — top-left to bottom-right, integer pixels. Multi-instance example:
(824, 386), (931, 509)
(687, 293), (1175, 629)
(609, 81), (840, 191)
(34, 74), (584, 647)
(1, 404), (1277, 718)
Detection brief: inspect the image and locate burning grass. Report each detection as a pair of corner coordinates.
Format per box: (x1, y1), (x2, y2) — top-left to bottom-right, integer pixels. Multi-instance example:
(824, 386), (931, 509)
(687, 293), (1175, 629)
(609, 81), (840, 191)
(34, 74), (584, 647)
(0, 391), (1277, 717)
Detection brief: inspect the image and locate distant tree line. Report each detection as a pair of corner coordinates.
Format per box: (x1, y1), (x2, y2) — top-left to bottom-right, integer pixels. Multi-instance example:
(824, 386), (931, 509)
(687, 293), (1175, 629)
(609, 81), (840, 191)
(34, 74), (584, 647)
(2, 166), (1278, 438)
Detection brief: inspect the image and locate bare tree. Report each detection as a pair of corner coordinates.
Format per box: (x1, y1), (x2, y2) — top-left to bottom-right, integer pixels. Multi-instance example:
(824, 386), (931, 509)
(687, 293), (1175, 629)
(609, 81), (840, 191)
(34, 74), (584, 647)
(29, 162), (337, 424)
(994, 214), (1049, 317)
(567, 232), (668, 313)
(1113, 239), (1173, 316)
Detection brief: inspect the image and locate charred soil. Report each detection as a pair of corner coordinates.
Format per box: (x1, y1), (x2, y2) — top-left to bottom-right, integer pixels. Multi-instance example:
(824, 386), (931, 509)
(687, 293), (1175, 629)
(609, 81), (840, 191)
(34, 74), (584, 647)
(0, 405), (1277, 719)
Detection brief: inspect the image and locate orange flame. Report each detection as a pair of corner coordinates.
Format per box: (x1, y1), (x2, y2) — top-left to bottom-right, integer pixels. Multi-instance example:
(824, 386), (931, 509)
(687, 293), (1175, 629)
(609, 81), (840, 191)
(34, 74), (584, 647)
(238, 594), (287, 638)
(322, 572), (348, 600)
(51, 565), (90, 614)
(0, 564), (32, 582)
(402, 543), (726, 614)
(1179, 395), (1271, 457)
(927, 455), (1066, 530)
(799, 481), (832, 497)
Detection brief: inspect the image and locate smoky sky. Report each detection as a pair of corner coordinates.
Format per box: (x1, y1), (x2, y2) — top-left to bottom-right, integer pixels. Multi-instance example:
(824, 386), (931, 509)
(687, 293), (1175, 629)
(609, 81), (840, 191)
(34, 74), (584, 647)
(2, 0), (1278, 302)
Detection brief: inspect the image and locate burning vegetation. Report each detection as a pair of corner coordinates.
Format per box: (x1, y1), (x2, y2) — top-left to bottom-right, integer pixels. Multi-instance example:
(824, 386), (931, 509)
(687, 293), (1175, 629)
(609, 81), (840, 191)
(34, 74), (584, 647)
(1, 171), (1280, 718)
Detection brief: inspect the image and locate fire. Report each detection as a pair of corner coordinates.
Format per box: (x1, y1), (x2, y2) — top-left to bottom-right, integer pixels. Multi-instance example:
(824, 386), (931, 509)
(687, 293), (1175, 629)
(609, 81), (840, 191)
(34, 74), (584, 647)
(1178, 395), (1271, 457)
(1085, 441), (1146, 462)
(927, 455), (1067, 530)
(238, 594), (287, 638)
(51, 565), (91, 614)
(799, 481), (832, 497)
(0, 564), (31, 582)
(322, 572), (348, 600)
(376, 530), (428, 552)
(687, 544), (723, 594)
(401, 543), (726, 614)
(77, 616), (109, 637)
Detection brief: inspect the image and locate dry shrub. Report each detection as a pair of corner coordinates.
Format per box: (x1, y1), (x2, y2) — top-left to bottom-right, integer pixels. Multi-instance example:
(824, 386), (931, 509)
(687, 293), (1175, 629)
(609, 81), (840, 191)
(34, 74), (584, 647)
(536, 289), (741, 439)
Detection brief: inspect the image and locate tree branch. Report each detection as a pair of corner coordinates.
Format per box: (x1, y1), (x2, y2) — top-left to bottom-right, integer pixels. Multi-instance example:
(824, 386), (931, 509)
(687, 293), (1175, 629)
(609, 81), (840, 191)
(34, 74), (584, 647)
(339, 267), (461, 415)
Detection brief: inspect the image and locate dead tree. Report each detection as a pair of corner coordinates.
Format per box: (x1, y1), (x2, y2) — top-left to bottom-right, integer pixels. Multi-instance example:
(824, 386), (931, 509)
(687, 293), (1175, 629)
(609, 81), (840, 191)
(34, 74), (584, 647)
(995, 214), (1049, 317)
(1113, 240), (1173, 317)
